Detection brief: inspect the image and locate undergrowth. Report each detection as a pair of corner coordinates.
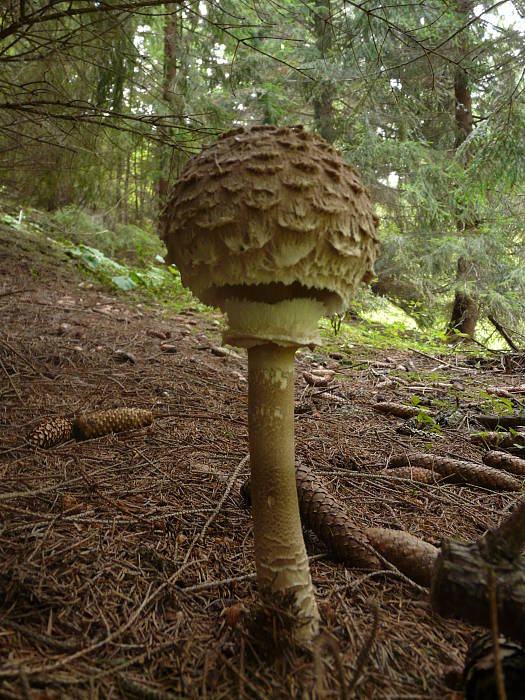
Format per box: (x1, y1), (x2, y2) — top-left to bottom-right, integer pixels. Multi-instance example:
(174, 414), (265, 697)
(0, 198), (509, 354)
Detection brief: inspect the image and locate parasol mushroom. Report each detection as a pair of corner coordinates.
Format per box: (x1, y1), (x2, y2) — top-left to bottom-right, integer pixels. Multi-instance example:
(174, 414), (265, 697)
(163, 125), (379, 643)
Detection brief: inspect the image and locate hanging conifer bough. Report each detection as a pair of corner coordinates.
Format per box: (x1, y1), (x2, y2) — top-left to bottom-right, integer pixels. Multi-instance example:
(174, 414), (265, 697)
(163, 125), (379, 644)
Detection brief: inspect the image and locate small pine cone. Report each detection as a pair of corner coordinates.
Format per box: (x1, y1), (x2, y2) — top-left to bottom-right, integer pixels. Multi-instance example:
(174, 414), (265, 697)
(74, 408), (153, 440)
(374, 402), (431, 419)
(387, 467), (442, 484)
(483, 450), (525, 476)
(364, 527), (438, 587)
(464, 632), (525, 700)
(390, 453), (521, 492)
(28, 417), (74, 448)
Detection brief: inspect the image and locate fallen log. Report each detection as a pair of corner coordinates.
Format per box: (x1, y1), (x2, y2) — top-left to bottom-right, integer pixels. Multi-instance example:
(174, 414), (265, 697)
(473, 414), (525, 430)
(430, 497), (525, 646)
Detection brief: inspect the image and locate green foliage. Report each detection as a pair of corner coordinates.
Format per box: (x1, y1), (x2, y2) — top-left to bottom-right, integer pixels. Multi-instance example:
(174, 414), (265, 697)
(58, 241), (161, 291)
(1, 0), (524, 340)
(478, 391), (516, 417)
(415, 410), (442, 435)
(61, 240), (209, 311)
(318, 314), (452, 355)
(52, 207), (165, 264)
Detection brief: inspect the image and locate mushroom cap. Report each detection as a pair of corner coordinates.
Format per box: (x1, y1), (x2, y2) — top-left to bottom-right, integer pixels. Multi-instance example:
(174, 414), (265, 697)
(163, 124), (379, 315)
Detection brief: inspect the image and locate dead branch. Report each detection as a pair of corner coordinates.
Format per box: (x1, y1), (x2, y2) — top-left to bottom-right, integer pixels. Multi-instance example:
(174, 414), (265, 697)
(431, 498), (525, 645)
(487, 385), (525, 396)
(488, 315), (520, 352)
(473, 414), (525, 430)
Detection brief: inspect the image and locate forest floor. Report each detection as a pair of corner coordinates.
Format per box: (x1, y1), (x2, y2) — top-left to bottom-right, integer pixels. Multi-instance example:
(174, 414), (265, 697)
(1, 209), (524, 699)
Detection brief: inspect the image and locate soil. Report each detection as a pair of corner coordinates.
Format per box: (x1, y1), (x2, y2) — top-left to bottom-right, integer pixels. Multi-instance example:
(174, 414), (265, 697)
(0, 223), (523, 699)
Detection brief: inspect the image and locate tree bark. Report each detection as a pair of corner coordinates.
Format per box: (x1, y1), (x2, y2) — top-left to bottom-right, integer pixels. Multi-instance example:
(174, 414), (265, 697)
(431, 540), (525, 646)
(158, 7), (178, 235)
(312, 0), (336, 144)
(115, 154), (123, 225)
(122, 152), (130, 224)
(447, 258), (478, 340)
(431, 498), (525, 646)
(446, 0), (479, 340)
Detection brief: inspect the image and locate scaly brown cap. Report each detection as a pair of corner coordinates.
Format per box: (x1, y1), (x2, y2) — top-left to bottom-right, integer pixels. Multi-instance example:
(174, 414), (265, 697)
(163, 125), (379, 316)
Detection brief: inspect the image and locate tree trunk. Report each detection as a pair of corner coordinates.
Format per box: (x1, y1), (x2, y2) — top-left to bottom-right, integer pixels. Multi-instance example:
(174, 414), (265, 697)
(431, 497), (525, 646)
(158, 8), (178, 235)
(115, 155), (123, 225)
(120, 152), (130, 224)
(140, 143), (147, 220)
(446, 0), (479, 339)
(447, 256), (478, 340)
(314, 83), (336, 144)
(133, 148), (139, 221)
(312, 0), (336, 144)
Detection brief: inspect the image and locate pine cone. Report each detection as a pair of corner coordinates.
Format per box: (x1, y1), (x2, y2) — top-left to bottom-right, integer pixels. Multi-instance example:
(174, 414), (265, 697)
(240, 466), (438, 584)
(28, 417), (74, 448)
(464, 632), (525, 700)
(74, 408), (153, 440)
(374, 402), (425, 419)
(387, 467), (442, 484)
(483, 450), (525, 476)
(294, 465), (381, 570)
(390, 453), (521, 492)
(364, 527), (438, 587)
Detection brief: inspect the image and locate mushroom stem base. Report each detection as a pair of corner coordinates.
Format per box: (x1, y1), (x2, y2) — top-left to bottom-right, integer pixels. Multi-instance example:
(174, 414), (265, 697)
(248, 344), (320, 643)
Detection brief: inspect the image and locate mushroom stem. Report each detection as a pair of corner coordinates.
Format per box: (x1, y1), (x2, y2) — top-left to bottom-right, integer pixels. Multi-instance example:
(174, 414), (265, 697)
(248, 343), (320, 643)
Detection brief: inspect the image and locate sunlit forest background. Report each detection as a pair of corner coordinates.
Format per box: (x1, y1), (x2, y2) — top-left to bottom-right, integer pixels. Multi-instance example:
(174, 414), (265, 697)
(1, 0), (524, 347)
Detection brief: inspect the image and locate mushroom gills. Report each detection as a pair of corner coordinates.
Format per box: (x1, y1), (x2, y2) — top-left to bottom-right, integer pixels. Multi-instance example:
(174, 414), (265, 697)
(210, 281), (340, 307)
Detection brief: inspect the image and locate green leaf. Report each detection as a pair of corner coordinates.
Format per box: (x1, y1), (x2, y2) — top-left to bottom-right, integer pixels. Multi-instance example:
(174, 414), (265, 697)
(111, 275), (137, 290)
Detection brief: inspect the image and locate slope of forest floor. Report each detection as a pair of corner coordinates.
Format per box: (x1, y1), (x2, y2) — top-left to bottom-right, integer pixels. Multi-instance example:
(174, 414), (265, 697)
(1, 203), (524, 699)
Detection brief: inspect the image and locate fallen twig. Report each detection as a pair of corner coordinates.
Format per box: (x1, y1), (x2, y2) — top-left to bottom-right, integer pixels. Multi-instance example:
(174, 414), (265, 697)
(118, 673), (183, 700)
